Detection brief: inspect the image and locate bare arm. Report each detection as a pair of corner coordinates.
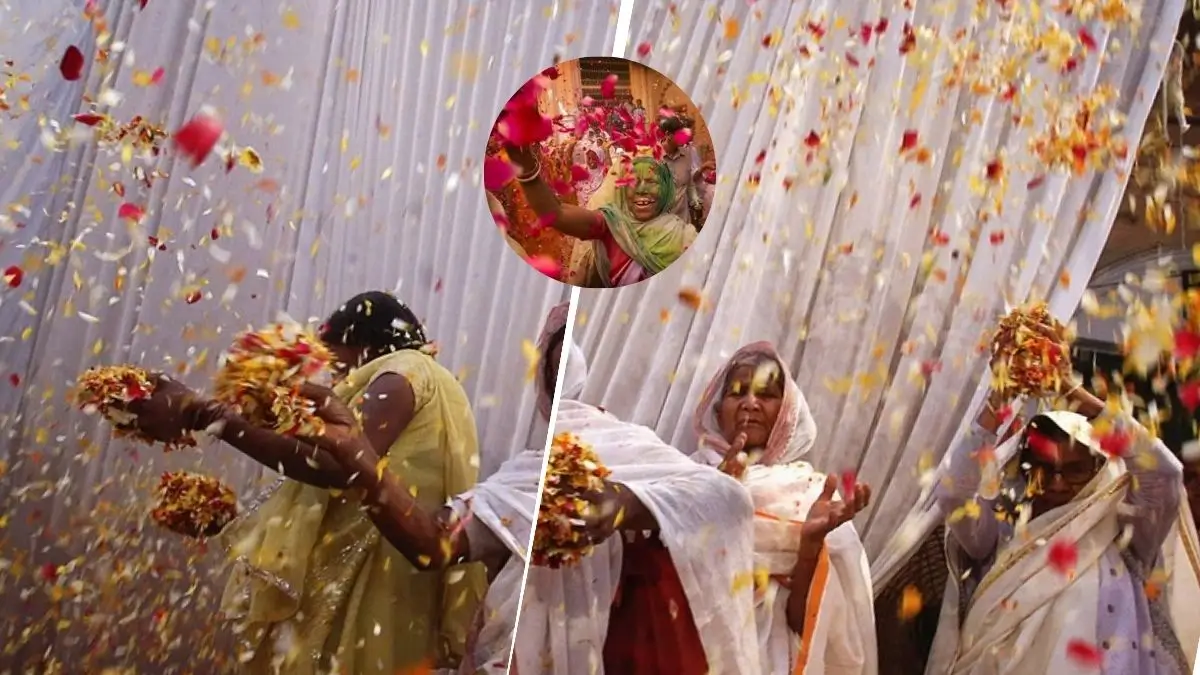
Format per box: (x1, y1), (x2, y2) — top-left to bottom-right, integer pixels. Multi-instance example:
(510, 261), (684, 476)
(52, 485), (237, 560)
(506, 145), (608, 240)
(207, 408), (351, 489)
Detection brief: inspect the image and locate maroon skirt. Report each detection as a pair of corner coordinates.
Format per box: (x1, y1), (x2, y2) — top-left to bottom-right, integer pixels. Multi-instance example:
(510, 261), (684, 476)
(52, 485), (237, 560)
(603, 532), (709, 674)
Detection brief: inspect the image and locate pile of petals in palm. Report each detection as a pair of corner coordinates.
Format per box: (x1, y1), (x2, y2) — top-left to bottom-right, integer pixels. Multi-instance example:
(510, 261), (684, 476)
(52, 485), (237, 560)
(533, 431), (611, 568)
(990, 302), (1072, 397)
(150, 471), (238, 538)
(213, 322), (333, 437)
(74, 365), (194, 448)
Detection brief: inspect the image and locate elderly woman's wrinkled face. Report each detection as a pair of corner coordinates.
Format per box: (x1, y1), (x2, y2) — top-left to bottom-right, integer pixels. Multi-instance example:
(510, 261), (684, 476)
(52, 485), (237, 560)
(716, 359), (785, 449)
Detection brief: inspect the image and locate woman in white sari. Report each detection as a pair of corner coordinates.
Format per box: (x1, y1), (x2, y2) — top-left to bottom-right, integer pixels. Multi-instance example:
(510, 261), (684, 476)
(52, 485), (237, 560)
(692, 342), (878, 675)
(927, 374), (1192, 675)
(514, 328), (761, 673)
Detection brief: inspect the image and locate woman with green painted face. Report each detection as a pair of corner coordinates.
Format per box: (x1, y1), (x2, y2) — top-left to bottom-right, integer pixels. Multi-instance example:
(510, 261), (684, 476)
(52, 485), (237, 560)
(506, 144), (697, 287)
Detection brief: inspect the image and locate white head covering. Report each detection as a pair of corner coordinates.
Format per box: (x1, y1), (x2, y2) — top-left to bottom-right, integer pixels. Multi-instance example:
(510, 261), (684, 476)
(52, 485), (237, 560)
(534, 302), (586, 421)
(691, 341), (817, 467)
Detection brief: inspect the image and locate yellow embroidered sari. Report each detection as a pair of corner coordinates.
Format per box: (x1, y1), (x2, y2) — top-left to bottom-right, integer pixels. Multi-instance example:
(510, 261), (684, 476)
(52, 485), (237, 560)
(220, 350), (486, 674)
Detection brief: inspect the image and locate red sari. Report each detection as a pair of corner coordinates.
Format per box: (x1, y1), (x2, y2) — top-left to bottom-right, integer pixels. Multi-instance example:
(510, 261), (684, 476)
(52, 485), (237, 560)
(602, 532), (709, 674)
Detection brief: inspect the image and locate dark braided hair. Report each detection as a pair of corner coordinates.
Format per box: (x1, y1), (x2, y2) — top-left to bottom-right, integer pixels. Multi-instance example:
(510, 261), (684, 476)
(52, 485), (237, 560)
(319, 291), (429, 357)
(542, 325), (567, 396)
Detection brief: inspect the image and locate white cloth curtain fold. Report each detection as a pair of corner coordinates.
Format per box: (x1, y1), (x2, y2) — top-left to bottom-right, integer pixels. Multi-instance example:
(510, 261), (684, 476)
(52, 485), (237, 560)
(0, 0), (610, 670)
(577, 0), (1183, 559)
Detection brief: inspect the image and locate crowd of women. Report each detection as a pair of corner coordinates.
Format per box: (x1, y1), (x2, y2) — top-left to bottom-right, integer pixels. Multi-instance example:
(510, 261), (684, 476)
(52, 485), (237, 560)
(115, 292), (1200, 674)
(512, 311), (1199, 674)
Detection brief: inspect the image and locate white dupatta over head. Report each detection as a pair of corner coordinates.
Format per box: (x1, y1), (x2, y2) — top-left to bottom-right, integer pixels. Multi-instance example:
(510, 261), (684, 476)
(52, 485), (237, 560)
(514, 333), (762, 674)
(692, 342), (878, 675)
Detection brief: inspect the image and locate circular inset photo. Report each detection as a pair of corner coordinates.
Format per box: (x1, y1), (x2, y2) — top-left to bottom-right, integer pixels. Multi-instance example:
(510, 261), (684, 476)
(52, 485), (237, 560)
(484, 57), (716, 288)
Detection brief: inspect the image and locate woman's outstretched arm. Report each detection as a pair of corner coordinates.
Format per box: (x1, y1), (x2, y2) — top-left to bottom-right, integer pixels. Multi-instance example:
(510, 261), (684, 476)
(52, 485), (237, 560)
(505, 145), (608, 240)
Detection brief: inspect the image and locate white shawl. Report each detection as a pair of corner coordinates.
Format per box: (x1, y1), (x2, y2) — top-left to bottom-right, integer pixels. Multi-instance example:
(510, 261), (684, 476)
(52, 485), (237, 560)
(690, 342), (876, 675)
(514, 398), (762, 674)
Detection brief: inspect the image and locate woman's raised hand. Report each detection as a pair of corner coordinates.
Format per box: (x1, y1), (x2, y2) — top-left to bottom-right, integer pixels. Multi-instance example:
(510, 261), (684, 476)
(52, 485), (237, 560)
(800, 475), (871, 544)
(571, 479), (640, 546)
(718, 432), (749, 479)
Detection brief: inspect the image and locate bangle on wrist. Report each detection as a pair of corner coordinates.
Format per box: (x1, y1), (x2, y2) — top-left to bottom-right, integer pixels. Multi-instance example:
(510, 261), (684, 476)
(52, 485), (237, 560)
(516, 160), (542, 183)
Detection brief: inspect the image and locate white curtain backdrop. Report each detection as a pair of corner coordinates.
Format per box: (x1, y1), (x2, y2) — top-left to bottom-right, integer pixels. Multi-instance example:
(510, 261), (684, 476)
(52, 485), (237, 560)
(576, 0), (1183, 559)
(0, 0), (611, 670)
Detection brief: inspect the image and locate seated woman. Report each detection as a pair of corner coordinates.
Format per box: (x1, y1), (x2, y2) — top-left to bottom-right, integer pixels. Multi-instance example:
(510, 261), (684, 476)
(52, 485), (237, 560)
(124, 292), (484, 674)
(505, 142), (696, 288)
(692, 342), (877, 675)
(513, 334), (762, 674)
(928, 331), (1191, 673)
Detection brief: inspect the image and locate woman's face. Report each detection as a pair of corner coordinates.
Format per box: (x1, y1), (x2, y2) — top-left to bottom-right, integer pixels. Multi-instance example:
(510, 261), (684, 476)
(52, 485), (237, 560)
(716, 360), (785, 449)
(1021, 424), (1101, 512)
(624, 162), (663, 222)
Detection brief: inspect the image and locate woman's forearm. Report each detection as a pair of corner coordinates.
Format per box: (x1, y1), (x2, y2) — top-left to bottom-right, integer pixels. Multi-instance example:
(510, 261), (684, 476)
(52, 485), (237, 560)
(613, 483), (659, 532)
(215, 413), (349, 489)
(355, 466), (472, 570)
(785, 542), (824, 634)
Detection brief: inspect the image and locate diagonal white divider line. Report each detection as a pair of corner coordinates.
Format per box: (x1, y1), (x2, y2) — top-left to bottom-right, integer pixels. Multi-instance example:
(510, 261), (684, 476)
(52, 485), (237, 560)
(504, 2), (634, 667)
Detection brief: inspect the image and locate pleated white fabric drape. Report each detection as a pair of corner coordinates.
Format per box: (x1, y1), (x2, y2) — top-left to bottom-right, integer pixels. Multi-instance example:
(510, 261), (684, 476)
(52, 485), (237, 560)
(0, 0), (612, 670)
(576, 0), (1183, 558)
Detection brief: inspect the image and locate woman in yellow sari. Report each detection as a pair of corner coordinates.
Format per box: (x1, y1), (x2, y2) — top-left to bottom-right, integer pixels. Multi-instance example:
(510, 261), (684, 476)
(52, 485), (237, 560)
(125, 291), (485, 674)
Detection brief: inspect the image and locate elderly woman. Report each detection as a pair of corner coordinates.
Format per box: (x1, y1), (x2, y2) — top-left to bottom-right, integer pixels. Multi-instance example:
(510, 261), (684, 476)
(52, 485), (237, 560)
(514, 330), (761, 674)
(124, 292), (484, 674)
(927, 356), (1190, 673)
(505, 142), (696, 288)
(692, 342), (878, 675)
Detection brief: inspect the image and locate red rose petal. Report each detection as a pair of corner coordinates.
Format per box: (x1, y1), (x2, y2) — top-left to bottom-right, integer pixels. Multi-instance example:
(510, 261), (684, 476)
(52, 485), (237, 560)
(118, 203), (145, 222)
(150, 67), (165, 85)
(184, 290), (202, 305)
(989, 230), (1006, 245)
(483, 156), (516, 191)
(636, 42), (652, 58)
(1175, 329), (1200, 359)
(1026, 429), (1059, 462)
(900, 130), (919, 153)
(549, 179), (573, 196)
(526, 255), (561, 280)
(1078, 29), (1097, 52)
(1065, 639), (1103, 669)
(72, 113), (105, 126)
(1181, 381), (1200, 412)
(1047, 538), (1078, 576)
(172, 113), (223, 167)
(569, 164), (590, 182)
(495, 107), (554, 146)
(39, 563), (58, 583)
(59, 46), (84, 81)
(8, 373), (19, 387)
(804, 131), (821, 147)
(1097, 428), (1132, 458)
(3, 265), (22, 288)
(839, 470), (857, 500)
(600, 73), (618, 99)
(673, 128), (692, 146)
(541, 66), (560, 80)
